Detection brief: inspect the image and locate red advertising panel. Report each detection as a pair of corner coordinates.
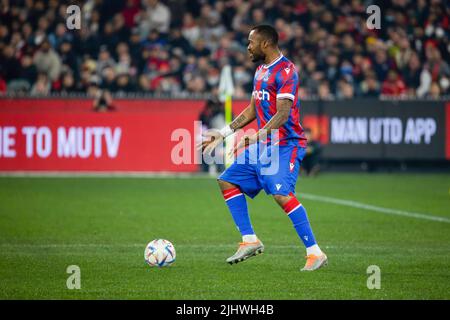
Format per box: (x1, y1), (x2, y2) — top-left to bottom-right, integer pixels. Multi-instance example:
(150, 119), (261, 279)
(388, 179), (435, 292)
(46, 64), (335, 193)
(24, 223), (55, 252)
(0, 99), (247, 172)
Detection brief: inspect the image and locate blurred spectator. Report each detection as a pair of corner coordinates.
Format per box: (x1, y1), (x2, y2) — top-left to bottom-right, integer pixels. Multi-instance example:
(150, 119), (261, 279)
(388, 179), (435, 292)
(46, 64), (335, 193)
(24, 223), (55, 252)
(427, 82), (441, 99)
(0, 0), (448, 99)
(381, 70), (407, 96)
(336, 79), (355, 99)
(394, 37), (414, 70)
(423, 43), (450, 83)
(323, 53), (340, 92)
(31, 72), (51, 95)
(199, 96), (226, 174)
(33, 38), (61, 82)
(182, 12), (201, 45)
(18, 54), (37, 87)
(359, 72), (381, 97)
(60, 72), (77, 94)
(101, 66), (117, 91)
(138, 0), (171, 36)
(317, 81), (334, 100)
(1, 45), (21, 81)
(48, 23), (73, 49)
(97, 45), (116, 75)
(113, 73), (136, 93)
(192, 39), (211, 57)
(301, 128), (322, 177)
(169, 28), (192, 55)
(402, 52), (422, 96)
(122, 0), (140, 29)
(372, 49), (392, 83)
(88, 76), (116, 112)
(59, 40), (78, 79)
(199, 96), (225, 130)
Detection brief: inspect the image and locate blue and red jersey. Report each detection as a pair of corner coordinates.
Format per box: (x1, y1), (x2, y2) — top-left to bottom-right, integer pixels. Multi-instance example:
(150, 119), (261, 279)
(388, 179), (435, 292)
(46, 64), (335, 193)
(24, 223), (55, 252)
(252, 55), (307, 147)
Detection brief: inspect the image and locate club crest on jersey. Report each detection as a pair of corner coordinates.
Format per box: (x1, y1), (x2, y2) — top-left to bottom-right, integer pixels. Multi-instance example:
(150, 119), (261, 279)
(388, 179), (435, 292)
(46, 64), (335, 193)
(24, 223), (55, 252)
(252, 89), (270, 101)
(256, 69), (270, 81)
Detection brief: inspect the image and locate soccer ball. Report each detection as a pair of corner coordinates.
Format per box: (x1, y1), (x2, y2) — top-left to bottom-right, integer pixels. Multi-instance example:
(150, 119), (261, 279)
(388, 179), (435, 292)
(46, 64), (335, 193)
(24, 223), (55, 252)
(144, 239), (176, 267)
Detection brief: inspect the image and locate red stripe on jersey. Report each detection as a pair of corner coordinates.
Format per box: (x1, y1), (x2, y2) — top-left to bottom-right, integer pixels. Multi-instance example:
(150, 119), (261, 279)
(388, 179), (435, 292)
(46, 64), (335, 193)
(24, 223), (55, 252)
(269, 96), (277, 116)
(254, 68), (267, 128)
(291, 107), (303, 136)
(270, 63), (284, 116)
(256, 105), (266, 128)
(283, 197), (301, 214)
(278, 126), (289, 143)
(289, 146), (298, 171)
(222, 187), (242, 200)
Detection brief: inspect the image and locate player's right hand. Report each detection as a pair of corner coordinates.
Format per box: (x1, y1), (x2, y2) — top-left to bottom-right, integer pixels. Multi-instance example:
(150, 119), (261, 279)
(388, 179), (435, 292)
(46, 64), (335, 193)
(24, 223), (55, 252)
(196, 129), (224, 156)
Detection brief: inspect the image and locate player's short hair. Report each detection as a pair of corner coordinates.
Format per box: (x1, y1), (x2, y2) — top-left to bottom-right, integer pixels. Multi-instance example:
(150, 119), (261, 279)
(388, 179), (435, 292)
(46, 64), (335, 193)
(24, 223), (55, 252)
(251, 25), (278, 46)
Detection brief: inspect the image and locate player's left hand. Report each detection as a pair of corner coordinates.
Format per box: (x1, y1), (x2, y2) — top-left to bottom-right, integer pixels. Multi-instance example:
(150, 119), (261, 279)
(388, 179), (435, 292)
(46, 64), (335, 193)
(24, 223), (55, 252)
(197, 129), (224, 156)
(229, 133), (259, 157)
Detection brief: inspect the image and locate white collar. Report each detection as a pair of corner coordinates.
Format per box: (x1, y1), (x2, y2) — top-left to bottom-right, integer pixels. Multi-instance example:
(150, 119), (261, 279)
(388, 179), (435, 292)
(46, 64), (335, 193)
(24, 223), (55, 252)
(262, 54), (283, 69)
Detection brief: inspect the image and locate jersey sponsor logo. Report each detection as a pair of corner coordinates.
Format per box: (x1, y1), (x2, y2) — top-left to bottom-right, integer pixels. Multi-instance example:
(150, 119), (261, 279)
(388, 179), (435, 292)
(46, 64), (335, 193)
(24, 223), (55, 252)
(252, 89), (270, 101)
(284, 67), (291, 75)
(275, 184), (282, 191)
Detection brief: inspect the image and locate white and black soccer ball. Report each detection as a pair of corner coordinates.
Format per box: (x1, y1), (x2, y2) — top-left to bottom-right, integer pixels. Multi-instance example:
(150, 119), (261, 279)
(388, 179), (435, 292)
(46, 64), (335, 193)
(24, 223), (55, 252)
(144, 239), (176, 267)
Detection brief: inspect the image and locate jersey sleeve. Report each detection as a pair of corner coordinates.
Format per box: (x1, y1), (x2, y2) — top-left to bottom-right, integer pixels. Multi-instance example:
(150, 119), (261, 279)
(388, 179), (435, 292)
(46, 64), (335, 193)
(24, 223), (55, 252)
(275, 65), (298, 101)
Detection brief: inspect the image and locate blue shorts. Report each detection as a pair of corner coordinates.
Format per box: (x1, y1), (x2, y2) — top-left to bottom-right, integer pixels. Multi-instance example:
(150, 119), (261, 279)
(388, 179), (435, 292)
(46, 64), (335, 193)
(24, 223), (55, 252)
(218, 142), (306, 198)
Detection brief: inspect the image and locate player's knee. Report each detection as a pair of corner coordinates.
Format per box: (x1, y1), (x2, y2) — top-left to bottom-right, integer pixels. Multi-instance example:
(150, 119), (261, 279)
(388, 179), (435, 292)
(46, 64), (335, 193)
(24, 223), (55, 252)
(217, 179), (237, 191)
(273, 194), (292, 207)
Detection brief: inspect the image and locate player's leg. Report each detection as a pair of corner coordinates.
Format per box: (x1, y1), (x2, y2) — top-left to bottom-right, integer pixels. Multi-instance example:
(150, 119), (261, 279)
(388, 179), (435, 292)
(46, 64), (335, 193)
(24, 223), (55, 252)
(218, 179), (257, 243)
(260, 144), (327, 271)
(272, 193), (327, 271)
(217, 144), (264, 264)
(218, 179), (264, 264)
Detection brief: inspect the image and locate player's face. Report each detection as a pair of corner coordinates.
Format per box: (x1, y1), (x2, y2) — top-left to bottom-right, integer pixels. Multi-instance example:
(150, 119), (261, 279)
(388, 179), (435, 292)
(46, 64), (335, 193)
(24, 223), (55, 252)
(247, 30), (265, 63)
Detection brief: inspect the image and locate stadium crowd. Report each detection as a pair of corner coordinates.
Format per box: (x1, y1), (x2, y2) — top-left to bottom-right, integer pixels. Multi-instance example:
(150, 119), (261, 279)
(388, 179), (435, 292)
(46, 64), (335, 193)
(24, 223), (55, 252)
(0, 0), (449, 99)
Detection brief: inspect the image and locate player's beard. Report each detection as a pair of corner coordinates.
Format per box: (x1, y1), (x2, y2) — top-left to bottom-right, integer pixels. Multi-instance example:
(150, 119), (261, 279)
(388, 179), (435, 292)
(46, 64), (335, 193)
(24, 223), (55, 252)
(249, 49), (265, 63)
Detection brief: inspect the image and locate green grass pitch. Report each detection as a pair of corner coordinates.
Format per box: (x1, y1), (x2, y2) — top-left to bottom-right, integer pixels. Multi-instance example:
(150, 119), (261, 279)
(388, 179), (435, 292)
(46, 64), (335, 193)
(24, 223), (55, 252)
(0, 173), (449, 299)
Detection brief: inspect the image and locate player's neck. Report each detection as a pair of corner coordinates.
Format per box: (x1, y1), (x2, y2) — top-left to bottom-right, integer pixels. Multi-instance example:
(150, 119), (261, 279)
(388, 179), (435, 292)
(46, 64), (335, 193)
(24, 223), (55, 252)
(264, 50), (282, 66)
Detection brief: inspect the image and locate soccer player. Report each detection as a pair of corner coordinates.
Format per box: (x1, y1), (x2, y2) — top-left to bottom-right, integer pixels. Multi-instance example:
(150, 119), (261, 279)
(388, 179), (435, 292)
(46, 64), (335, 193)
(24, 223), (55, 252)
(199, 25), (327, 271)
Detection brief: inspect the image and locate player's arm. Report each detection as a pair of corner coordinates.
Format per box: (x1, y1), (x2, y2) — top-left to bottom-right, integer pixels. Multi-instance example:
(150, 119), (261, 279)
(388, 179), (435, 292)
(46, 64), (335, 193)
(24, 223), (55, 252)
(260, 98), (292, 133)
(229, 96), (256, 131)
(231, 98), (291, 154)
(199, 97), (256, 155)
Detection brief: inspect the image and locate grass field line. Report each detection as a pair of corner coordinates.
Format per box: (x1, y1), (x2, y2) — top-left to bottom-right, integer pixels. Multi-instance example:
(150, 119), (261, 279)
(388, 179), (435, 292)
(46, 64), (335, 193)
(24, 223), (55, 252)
(0, 243), (312, 249)
(300, 192), (450, 224)
(1, 243), (448, 252)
